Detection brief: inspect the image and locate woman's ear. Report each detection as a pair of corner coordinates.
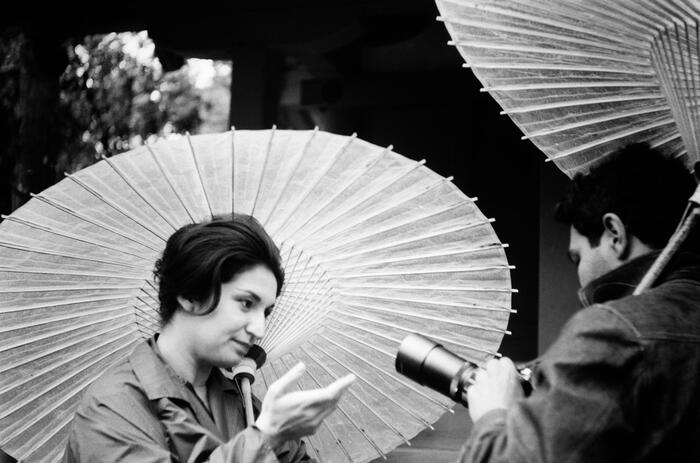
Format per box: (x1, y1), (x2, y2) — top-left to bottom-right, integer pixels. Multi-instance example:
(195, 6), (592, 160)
(602, 212), (630, 260)
(176, 295), (199, 314)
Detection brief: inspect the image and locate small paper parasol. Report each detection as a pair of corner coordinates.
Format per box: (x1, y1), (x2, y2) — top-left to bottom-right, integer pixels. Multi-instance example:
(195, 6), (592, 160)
(435, 0), (700, 176)
(0, 128), (514, 463)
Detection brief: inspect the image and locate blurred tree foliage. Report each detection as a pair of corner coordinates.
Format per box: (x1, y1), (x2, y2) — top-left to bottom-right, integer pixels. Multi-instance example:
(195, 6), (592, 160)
(0, 29), (231, 213)
(0, 29), (23, 213)
(57, 31), (202, 173)
(0, 28), (66, 213)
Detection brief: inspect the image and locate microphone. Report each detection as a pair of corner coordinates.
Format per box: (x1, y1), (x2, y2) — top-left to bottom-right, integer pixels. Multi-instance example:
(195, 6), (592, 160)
(232, 345), (267, 426)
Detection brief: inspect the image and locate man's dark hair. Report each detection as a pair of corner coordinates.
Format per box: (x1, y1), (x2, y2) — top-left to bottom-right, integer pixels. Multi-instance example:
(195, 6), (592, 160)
(153, 213), (285, 325)
(555, 143), (696, 248)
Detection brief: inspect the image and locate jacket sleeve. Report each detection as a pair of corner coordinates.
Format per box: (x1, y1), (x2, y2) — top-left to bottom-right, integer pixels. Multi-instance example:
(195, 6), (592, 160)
(64, 392), (174, 463)
(457, 304), (645, 463)
(64, 392), (313, 463)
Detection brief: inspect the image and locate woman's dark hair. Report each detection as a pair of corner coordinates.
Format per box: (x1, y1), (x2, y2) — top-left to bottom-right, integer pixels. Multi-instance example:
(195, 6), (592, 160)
(555, 143), (696, 248)
(153, 213), (285, 325)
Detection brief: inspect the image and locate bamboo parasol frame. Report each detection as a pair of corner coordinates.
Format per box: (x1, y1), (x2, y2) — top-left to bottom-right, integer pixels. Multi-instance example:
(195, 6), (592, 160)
(435, 0), (700, 177)
(0, 128), (515, 463)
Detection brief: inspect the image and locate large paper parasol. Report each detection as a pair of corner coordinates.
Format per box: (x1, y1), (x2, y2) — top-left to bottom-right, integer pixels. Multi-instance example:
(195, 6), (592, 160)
(435, 0), (700, 177)
(0, 128), (514, 463)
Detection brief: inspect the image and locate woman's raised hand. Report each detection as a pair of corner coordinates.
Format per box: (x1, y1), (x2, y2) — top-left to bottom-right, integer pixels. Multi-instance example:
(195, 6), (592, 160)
(255, 362), (356, 449)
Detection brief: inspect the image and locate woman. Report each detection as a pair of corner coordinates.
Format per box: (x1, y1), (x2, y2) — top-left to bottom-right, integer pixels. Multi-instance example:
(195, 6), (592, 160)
(64, 214), (354, 462)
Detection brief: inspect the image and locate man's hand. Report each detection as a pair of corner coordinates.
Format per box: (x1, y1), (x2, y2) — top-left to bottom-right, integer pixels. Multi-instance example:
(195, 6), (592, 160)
(465, 357), (523, 423)
(255, 362), (355, 449)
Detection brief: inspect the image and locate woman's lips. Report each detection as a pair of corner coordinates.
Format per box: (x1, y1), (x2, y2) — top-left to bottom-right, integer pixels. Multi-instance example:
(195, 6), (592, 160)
(231, 339), (251, 352)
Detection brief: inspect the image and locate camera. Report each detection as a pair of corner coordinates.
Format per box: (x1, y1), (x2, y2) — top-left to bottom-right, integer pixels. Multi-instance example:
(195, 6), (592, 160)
(395, 333), (533, 406)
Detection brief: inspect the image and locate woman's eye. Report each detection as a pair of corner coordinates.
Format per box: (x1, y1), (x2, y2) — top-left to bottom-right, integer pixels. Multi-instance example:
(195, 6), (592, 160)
(240, 299), (253, 309)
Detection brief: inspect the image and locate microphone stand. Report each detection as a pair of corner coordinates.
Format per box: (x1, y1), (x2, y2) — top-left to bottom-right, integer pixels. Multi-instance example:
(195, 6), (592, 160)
(232, 345), (267, 427)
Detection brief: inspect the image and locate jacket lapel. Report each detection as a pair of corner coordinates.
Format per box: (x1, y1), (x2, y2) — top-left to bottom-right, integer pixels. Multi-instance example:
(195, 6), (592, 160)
(208, 369), (246, 440)
(130, 337), (223, 439)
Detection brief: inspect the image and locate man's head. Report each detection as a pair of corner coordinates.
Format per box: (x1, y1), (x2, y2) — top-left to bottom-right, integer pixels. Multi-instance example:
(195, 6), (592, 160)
(555, 143), (696, 287)
(153, 213), (285, 326)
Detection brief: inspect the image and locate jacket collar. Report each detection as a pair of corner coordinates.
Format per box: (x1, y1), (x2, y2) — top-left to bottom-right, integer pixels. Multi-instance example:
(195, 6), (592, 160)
(578, 249), (700, 307)
(129, 336), (238, 402)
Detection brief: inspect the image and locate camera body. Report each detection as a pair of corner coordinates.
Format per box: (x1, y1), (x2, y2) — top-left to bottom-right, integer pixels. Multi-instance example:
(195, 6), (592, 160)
(395, 333), (533, 406)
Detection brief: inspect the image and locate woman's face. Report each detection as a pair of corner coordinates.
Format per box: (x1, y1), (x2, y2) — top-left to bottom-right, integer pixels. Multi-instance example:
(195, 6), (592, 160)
(188, 264), (278, 369)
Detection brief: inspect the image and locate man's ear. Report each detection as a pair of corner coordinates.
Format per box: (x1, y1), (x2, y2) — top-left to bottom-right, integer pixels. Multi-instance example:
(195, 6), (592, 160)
(602, 213), (630, 260)
(177, 295), (200, 314)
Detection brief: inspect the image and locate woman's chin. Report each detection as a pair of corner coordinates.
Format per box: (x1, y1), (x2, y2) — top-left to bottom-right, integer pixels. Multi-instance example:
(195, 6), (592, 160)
(215, 352), (244, 369)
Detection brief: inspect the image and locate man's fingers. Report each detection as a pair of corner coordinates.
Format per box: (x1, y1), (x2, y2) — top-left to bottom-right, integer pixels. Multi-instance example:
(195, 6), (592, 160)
(474, 367), (487, 384)
(484, 357), (501, 373)
(466, 384), (480, 404)
(269, 362), (306, 397)
(482, 357), (517, 380)
(499, 357), (516, 371)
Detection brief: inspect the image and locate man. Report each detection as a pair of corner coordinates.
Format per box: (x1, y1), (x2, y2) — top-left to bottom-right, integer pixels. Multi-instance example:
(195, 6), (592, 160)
(460, 144), (700, 462)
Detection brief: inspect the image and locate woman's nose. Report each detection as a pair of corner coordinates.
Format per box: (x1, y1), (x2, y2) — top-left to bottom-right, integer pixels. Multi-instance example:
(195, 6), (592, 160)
(245, 310), (265, 341)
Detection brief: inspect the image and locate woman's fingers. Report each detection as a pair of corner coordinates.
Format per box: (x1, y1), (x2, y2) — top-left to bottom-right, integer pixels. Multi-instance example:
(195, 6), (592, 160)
(269, 366), (354, 400)
(283, 375), (355, 409)
(267, 362), (306, 398)
(324, 374), (356, 399)
(257, 369), (357, 443)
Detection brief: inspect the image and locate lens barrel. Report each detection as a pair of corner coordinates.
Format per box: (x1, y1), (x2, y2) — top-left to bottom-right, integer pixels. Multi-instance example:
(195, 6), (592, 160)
(396, 333), (534, 405)
(395, 333), (475, 403)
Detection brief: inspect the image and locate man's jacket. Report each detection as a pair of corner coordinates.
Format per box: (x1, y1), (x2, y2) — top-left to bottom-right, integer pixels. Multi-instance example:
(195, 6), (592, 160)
(459, 250), (700, 462)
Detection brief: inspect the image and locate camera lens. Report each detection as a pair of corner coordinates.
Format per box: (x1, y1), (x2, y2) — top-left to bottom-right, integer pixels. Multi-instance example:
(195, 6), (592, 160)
(396, 333), (474, 402)
(396, 333), (534, 405)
